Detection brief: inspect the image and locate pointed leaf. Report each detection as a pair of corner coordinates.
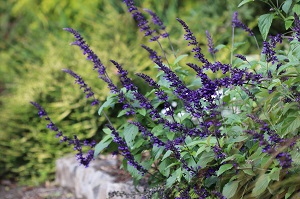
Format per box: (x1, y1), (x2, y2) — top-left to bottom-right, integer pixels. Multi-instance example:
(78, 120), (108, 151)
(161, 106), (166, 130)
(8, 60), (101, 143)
(94, 136), (112, 157)
(173, 54), (188, 65)
(222, 180), (240, 198)
(217, 164), (233, 176)
(252, 174), (270, 197)
(282, 0), (293, 14)
(258, 14), (274, 40)
(123, 124), (139, 148)
(238, 0), (254, 7)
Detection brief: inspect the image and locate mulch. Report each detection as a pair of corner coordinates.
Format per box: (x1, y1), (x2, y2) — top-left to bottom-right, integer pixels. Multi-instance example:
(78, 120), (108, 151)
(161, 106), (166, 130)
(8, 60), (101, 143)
(0, 180), (75, 199)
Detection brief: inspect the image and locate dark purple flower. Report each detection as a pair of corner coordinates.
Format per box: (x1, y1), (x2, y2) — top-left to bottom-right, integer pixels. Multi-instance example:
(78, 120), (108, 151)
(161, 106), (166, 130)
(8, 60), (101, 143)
(276, 152), (292, 169)
(141, 44), (162, 62)
(130, 121), (165, 147)
(31, 102), (96, 167)
(122, 1), (153, 37)
(213, 145), (226, 159)
(106, 124), (147, 175)
(144, 8), (166, 30)
(62, 69), (99, 106)
(235, 54), (247, 61)
(194, 186), (209, 199)
(262, 34), (283, 64)
(165, 141), (196, 175)
(176, 18), (209, 65)
(232, 11), (254, 36)
(176, 186), (191, 199)
(212, 190), (227, 199)
(110, 60), (137, 91)
(136, 72), (168, 101)
(292, 13), (300, 41)
(205, 30), (218, 55)
(63, 28), (106, 76)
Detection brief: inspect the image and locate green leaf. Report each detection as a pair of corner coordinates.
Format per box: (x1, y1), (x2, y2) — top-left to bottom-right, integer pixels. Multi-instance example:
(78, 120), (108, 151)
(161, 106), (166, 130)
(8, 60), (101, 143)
(252, 174), (271, 197)
(227, 136), (248, 144)
(285, 116), (300, 135)
(173, 54), (188, 65)
(269, 167), (280, 181)
(98, 95), (117, 115)
(137, 108), (147, 116)
(198, 151), (215, 167)
(217, 164), (233, 176)
(162, 150), (172, 161)
(93, 136), (112, 157)
(117, 109), (129, 117)
(282, 0), (293, 14)
(238, 0), (254, 7)
(127, 164), (143, 180)
(293, 4), (300, 15)
(215, 44), (226, 51)
(258, 14), (274, 40)
(102, 127), (112, 135)
(285, 16), (294, 30)
(152, 145), (164, 160)
(166, 168), (181, 188)
(123, 124), (139, 148)
(195, 145), (207, 157)
(285, 186), (296, 199)
(243, 169), (256, 176)
(222, 180), (240, 198)
(166, 131), (175, 140)
(204, 176), (218, 187)
(158, 159), (171, 177)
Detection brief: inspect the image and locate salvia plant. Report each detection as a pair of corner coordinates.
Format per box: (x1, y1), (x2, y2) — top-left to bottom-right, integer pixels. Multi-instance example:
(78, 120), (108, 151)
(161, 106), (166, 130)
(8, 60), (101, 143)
(31, 0), (300, 198)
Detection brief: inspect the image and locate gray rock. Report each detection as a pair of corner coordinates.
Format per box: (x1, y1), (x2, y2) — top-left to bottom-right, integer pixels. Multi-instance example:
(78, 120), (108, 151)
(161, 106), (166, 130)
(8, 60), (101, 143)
(55, 155), (143, 199)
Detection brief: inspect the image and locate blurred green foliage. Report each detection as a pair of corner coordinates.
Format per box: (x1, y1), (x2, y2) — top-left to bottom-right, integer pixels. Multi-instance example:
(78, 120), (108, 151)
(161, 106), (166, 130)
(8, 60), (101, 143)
(0, 0), (259, 185)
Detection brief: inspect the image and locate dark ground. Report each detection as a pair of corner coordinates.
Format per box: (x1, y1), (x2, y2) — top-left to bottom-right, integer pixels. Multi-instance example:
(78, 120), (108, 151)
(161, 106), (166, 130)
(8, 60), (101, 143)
(0, 181), (75, 199)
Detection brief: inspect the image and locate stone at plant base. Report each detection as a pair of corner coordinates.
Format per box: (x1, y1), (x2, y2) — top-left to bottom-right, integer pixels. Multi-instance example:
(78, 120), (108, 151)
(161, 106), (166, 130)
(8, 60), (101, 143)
(55, 154), (142, 199)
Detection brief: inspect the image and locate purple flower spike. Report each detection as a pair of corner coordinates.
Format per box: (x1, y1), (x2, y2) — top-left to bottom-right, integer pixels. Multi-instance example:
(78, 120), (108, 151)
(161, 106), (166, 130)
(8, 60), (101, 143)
(205, 30), (218, 55)
(106, 124), (147, 175)
(63, 69), (99, 106)
(63, 28), (106, 76)
(144, 8), (166, 30)
(232, 11), (254, 36)
(31, 102), (96, 167)
(176, 18), (209, 65)
(293, 13), (300, 41)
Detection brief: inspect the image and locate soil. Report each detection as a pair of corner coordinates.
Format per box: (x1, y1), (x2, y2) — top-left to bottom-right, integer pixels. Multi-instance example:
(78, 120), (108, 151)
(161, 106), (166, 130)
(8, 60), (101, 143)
(0, 180), (75, 199)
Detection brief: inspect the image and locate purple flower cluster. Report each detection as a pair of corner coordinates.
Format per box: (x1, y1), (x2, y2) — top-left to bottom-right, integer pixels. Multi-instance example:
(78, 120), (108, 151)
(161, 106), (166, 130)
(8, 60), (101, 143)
(194, 186), (209, 199)
(213, 145), (226, 159)
(63, 28), (106, 76)
(211, 190), (227, 199)
(293, 13), (300, 41)
(165, 141), (196, 175)
(205, 30), (218, 55)
(123, 0), (153, 37)
(246, 114), (293, 168)
(176, 186), (191, 199)
(262, 34), (283, 64)
(136, 72), (168, 101)
(30, 102), (96, 167)
(106, 124), (147, 175)
(176, 18), (209, 65)
(232, 11), (254, 36)
(143, 9), (165, 31)
(130, 121), (165, 147)
(62, 69), (99, 106)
